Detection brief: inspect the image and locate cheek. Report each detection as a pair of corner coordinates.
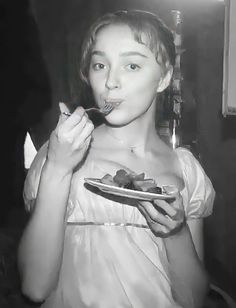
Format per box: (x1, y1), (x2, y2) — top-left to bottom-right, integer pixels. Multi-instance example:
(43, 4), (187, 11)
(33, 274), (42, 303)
(129, 78), (159, 101)
(130, 72), (160, 92)
(89, 73), (105, 93)
(89, 81), (102, 100)
(126, 83), (158, 113)
(89, 77), (105, 106)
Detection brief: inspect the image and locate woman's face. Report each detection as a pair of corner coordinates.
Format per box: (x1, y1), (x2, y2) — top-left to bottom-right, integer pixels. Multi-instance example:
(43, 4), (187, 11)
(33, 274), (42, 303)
(88, 24), (169, 126)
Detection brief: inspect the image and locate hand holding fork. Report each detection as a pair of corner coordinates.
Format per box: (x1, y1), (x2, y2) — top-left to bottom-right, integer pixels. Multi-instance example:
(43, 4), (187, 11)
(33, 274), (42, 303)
(61, 102), (114, 117)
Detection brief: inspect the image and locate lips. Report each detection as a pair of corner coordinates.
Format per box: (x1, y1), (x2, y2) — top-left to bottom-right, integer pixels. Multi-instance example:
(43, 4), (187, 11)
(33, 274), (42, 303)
(104, 99), (123, 107)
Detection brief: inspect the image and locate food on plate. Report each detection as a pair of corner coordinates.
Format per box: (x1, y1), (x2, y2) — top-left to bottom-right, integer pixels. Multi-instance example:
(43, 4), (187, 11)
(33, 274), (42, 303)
(101, 169), (162, 194)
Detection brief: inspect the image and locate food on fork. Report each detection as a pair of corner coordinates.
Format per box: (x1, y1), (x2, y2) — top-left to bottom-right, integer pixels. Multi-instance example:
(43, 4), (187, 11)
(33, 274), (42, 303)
(101, 169), (163, 194)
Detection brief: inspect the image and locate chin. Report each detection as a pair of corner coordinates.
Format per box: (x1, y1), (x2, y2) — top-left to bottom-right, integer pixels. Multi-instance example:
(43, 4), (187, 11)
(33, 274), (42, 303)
(105, 113), (133, 127)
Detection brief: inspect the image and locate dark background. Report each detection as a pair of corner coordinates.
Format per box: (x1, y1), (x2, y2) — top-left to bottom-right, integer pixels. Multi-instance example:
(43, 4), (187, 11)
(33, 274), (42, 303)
(1, 0), (236, 307)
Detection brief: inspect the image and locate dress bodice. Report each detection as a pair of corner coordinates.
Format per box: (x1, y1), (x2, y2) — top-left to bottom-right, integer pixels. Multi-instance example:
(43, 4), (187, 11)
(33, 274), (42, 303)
(23, 142), (215, 308)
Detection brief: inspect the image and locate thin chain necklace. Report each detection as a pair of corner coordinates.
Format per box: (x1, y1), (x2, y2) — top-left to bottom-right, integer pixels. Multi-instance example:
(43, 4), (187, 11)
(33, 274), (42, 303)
(106, 128), (146, 153)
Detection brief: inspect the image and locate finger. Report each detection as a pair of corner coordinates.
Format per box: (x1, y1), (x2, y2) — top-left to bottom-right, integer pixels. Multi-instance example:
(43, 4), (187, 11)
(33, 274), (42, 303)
(70, 113), (90, 136)
(171, 192), (184, 209)
(56, 102), (71, 127)
(59, 101), (70, 114)
(152, 194), (184, 219)
(138, 201), (174, 229)
(61, 107), (86, 130)
(137, 204), (169, 235)
(74, 135), (92, 154)
(153, 199), (177, 216)
(58, 112), (88, 141)
(56, 113), (92, 146)
(139, 200), (170, 222)
(166, 193), (185, 220)
(137, 203), (157, 225)
(138, 201), (160, 221)
(73, 121), (94, 150)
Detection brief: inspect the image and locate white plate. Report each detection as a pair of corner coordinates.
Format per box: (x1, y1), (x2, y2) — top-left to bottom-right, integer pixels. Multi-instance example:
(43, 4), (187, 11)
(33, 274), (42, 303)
(84, 178), (178, 201)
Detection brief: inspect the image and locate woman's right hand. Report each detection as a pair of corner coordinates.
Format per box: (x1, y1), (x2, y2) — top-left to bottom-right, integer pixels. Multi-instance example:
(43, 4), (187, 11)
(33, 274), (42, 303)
(46, 103), (94, 174)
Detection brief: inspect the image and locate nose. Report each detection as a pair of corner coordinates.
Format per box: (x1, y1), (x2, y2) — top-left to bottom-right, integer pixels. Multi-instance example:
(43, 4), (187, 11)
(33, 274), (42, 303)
(105, 68), (120, 90)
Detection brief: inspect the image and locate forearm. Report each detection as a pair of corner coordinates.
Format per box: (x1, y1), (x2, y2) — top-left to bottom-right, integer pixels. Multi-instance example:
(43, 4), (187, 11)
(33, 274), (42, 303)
(163, 224), (209, 308)
(18, 161), (73, 302)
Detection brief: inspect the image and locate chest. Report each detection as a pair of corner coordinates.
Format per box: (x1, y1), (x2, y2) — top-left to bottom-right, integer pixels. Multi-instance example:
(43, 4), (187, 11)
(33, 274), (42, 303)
(88, 147), (185, 191)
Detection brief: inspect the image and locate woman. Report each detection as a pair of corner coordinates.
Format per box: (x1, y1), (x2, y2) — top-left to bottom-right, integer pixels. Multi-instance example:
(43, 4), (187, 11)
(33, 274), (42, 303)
(18, 10), (215, 308)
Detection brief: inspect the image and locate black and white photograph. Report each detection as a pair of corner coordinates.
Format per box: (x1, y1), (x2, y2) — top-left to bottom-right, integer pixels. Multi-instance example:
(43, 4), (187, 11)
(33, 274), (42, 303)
(1, 0), (236, 307)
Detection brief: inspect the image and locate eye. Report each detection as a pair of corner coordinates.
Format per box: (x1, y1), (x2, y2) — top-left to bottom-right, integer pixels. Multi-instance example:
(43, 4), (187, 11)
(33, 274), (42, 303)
(92, 63), (106, 71)
(126, 63), (141, 71)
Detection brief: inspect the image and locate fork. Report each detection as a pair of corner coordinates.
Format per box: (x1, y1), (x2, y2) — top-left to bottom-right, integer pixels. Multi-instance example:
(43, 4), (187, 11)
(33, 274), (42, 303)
(62, 103), (114, 117)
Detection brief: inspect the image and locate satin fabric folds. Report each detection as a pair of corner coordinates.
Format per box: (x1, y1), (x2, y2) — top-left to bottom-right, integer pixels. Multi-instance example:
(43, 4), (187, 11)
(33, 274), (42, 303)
(24, 144), (215, 308)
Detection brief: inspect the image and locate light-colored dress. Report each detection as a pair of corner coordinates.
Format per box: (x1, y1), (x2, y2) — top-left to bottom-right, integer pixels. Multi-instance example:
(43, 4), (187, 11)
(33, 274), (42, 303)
(23, 141), (215, 308)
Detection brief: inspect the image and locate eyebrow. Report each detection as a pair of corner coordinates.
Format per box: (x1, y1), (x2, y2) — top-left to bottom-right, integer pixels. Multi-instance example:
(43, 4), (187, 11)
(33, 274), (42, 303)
(120, 51), (148, 58)
(91, 50), (148, 58)
(91, 51), (105, 56)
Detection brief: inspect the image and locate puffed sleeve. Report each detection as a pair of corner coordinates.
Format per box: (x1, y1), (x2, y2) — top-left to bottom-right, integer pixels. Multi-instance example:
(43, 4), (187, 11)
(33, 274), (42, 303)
(23, 141), (48, 211)
(176, 147), (215, 219)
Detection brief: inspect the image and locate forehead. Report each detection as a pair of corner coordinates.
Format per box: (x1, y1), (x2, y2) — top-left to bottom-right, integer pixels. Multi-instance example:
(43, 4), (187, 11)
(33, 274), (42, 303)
(93, 24), (153, 52)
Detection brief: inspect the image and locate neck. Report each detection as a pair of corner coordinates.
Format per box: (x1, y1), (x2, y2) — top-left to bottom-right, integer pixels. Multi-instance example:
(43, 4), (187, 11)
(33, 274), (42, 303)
(106, 106), (157, 150)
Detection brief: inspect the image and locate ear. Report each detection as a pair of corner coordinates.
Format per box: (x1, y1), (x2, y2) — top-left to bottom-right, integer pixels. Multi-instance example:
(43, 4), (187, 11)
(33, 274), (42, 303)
(156, 66), (173, 93)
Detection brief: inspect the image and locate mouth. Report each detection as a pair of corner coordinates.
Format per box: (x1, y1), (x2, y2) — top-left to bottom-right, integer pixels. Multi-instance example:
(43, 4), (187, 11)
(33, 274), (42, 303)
(104, 99), (123, 108)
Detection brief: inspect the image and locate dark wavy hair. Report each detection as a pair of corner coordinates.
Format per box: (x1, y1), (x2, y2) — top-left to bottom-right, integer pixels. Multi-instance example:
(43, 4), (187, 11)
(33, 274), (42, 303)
(79, 10), (176, 85)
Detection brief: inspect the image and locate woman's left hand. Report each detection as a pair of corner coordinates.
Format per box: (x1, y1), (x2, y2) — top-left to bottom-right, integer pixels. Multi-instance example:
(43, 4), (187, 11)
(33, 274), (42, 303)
(137, 193), (186, 238)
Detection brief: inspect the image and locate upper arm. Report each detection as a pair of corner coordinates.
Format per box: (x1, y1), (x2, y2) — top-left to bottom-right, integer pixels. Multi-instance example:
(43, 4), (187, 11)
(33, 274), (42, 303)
(187, 218), (204, 261)
(176, 149), (214, 263)
(177, 148), (215, 220)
